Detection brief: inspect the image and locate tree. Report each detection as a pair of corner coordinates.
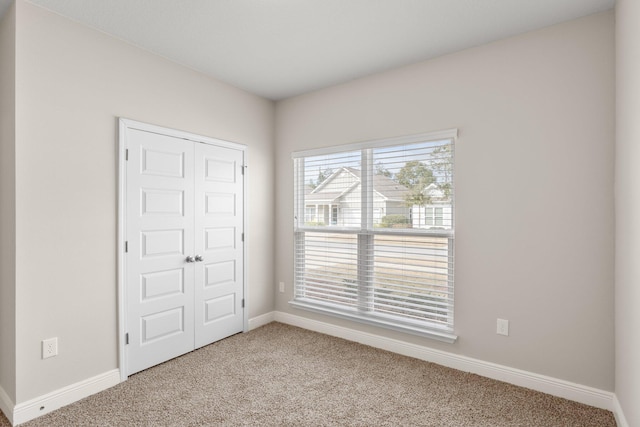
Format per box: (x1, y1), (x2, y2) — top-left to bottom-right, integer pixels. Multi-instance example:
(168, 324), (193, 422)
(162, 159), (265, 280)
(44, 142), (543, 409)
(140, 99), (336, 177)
(428, 145), (453, 200)
(308, 167), (334, 189)
(396, 161), (435, 189)
(374, 161), (392, 178)
(405, 191), (431, 227)
(396, 161), (435, 227)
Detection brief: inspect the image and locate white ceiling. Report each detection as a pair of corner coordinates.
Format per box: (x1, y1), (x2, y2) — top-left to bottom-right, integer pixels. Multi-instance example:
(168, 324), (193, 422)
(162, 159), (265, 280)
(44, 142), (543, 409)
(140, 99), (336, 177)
(3, 0), (614, 100)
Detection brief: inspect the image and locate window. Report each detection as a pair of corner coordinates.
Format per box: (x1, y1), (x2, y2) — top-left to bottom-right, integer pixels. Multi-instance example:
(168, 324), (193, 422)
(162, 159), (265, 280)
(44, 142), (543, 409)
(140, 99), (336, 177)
(435, 207), (444, 226)
(292, 130), (457, 342)
(305, 206), (317, 224)
(423, 206), (446, 228)
(425, 208), (434, 226)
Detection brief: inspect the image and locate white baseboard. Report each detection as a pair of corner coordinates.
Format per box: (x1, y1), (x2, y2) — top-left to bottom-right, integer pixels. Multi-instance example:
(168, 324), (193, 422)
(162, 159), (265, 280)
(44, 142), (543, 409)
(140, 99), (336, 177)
(273, 311), (615, 412)
(12, 369), (120, 426)
(0, 385), (15, 425)
(248, 311), (276, 330)
(612, 395), (630, 427)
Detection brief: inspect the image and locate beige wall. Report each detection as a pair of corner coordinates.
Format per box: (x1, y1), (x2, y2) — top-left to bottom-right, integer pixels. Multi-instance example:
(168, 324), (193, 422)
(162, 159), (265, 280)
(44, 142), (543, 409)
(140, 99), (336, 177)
(275, 11), (615, 390)
(615, 0), (640, 425)
(14, 0), (274, 403)
(0, 1), (16, 405)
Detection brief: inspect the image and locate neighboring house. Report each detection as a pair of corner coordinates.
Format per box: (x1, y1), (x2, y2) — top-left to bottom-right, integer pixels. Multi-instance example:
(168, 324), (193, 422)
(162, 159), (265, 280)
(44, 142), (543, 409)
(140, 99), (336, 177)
(411, 183), (453, 230)
(304, 167), (453, 229)
(304, 167), (410, 227)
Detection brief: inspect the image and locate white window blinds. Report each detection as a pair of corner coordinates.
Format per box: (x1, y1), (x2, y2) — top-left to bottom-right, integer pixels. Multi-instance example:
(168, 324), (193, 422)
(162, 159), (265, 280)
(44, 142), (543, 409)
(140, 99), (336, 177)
(291, 130), (457, 342)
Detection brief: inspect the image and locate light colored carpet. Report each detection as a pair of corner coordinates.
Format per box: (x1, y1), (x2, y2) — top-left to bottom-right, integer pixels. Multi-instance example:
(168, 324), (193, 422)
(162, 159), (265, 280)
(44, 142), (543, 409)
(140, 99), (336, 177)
(1, 322), (616, 426)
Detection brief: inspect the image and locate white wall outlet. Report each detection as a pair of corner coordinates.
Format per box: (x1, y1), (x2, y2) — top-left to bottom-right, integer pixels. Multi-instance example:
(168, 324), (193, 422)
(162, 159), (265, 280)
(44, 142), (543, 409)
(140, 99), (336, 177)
(279, 281), (285, 293)
(42, 337), (58, 359)
(497, 319), (509, 336)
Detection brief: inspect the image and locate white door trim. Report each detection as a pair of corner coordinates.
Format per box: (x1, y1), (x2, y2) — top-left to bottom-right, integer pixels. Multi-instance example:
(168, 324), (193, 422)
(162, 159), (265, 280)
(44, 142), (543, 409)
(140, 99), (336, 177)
(117, 118), (248, 382)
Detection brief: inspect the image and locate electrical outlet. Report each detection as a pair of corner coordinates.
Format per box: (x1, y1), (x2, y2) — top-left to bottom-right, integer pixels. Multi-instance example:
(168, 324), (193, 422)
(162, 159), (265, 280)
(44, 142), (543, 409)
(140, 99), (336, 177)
(279, 282), (285, 293)
(497, 319), (509, 336)
(42, 337), (58, 359)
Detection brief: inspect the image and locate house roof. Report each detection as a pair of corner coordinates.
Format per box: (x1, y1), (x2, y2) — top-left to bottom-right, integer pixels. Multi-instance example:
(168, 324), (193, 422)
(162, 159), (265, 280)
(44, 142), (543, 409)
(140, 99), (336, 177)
(310, 167), (410, 201)
(306, 192), (345, 203)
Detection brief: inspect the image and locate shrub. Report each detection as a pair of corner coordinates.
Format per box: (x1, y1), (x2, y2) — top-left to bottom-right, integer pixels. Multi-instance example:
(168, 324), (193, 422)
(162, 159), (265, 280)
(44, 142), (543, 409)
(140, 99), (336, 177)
(380, 214), (411, 228)
(304, 221), (325, 226)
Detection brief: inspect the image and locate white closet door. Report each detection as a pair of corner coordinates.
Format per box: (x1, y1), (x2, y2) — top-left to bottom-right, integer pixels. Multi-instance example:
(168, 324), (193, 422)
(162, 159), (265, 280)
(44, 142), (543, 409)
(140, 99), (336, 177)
(194, 143), (244, 348)
(126, 129), (195, 375)
(122, 120), (246, 377)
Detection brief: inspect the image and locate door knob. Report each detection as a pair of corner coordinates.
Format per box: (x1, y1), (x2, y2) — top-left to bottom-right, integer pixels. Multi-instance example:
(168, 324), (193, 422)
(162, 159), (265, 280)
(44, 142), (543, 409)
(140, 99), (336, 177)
(195, 255), (204, 262)
(186, 256), (195, 263)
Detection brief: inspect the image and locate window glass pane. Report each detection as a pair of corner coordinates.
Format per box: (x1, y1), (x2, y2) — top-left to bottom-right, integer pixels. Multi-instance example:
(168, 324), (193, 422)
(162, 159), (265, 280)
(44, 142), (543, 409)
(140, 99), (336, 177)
(302, 151), (361, 228)
(295, 232), (358, 307)
(373, 140), (453, 231)
(373, 235), (452, 326)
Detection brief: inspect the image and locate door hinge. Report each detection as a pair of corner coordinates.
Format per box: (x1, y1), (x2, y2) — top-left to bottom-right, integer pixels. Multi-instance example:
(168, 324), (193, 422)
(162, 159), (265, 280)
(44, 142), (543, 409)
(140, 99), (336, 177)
(125, 241), (128, 253)
(241, 299), (245, 308)
(125, 149), (129, 161)
(241, 165), (247, 175)
(125, 333), (129, 345)
(241, 233), (244, 242)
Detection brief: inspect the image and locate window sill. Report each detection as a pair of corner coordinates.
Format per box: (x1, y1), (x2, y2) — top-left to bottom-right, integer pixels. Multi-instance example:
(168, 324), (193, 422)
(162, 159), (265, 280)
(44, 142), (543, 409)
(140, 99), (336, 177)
(289, 299), (458, 344)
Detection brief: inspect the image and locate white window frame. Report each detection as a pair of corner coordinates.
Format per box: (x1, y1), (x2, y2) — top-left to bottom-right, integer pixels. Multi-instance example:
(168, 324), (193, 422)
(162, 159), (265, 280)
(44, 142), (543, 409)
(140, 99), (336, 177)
(291, 129), (458, 343)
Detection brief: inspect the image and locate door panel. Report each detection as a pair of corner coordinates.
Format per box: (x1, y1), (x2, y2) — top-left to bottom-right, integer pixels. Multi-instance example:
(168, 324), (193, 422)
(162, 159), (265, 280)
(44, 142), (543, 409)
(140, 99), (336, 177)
(126, 129), (195, 375)
(141, 189), (185, 216)
(205, 260), (236, 287)
(205, 193), (236, 215)
(204, 294), (236, 323)
(141, 307), (185, 342)
(141, 229), (185, 257)
(204, 227), (236, 250)
(140, 268), (184, 300)
(194, 143), (244, 348)
(141, 148), (185, 178)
